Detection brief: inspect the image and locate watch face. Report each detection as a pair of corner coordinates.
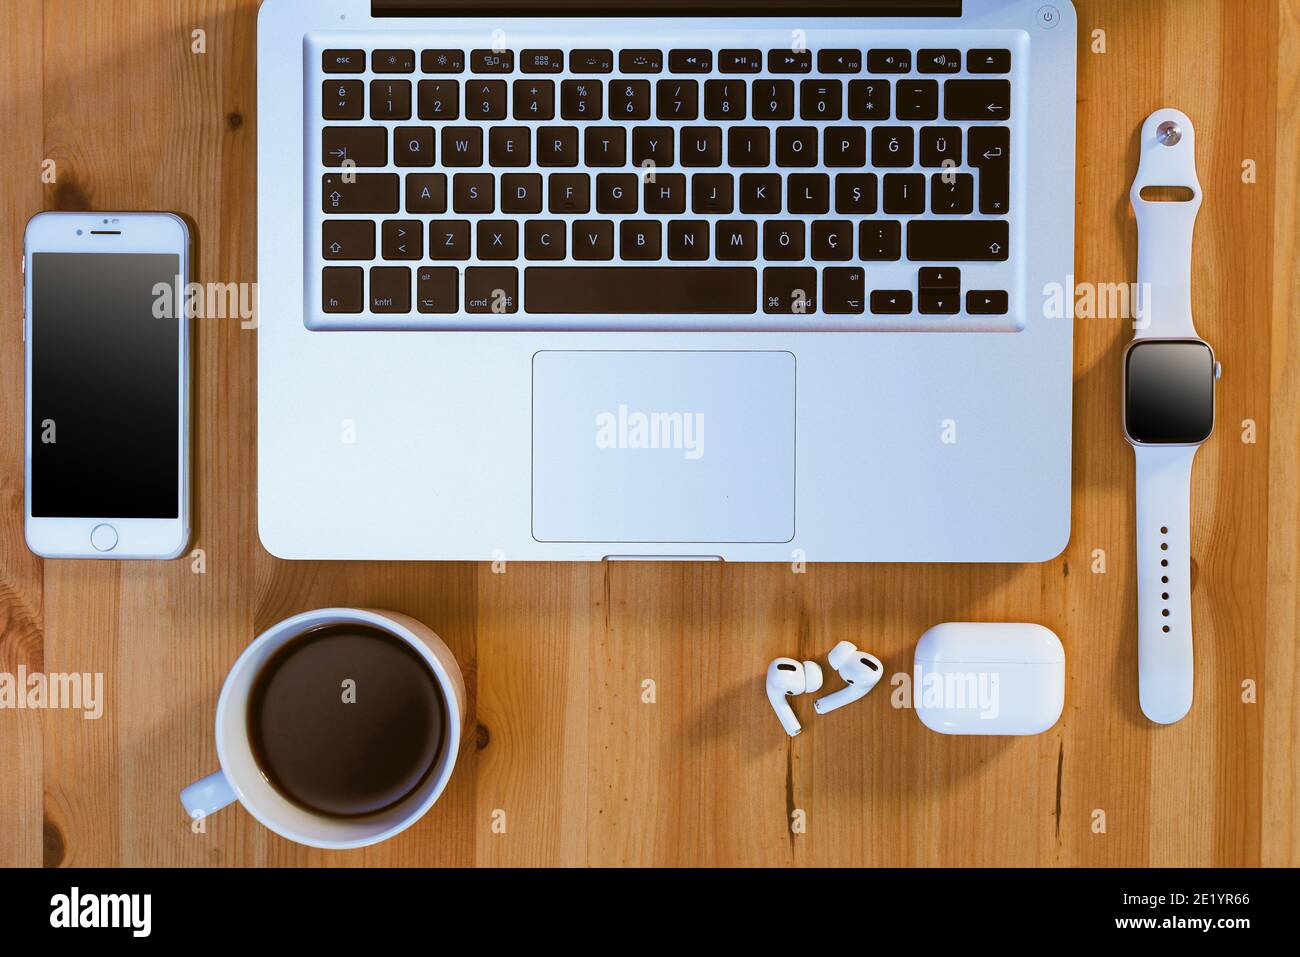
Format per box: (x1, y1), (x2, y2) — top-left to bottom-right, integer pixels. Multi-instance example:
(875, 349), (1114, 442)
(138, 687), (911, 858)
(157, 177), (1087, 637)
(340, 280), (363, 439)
(1125, 340), (1216, 444)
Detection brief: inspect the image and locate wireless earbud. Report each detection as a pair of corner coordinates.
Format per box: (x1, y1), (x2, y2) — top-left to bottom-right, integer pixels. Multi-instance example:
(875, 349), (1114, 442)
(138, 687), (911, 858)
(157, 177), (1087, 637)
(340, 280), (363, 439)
(766, 658), (824, 736)
(813, 641), (884, 714)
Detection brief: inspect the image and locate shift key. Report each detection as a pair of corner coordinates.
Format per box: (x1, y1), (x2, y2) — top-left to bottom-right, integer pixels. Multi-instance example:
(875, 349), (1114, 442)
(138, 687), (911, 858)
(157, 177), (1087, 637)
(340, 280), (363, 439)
(907, 220), (1008, 262)
(322, 173), (399, 214)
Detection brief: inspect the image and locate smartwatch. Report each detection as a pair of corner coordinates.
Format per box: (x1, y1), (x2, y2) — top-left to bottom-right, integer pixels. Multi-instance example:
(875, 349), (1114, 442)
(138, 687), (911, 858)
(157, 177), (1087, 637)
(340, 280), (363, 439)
(1124, 109), (1220, 725)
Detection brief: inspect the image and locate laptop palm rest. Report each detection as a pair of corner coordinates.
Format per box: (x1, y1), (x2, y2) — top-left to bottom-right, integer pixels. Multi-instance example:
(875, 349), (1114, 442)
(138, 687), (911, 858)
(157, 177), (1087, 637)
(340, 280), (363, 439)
(532, 351), (796, 544)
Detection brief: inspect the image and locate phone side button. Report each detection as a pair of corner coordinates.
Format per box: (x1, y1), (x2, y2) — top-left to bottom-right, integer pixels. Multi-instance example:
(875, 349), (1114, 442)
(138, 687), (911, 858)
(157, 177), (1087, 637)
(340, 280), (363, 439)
(90, 524), (119, 552)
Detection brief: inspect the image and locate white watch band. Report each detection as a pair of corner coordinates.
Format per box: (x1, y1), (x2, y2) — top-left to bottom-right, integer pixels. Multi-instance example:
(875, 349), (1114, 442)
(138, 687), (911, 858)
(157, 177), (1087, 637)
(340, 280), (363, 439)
(1129, 109), (1203, 724)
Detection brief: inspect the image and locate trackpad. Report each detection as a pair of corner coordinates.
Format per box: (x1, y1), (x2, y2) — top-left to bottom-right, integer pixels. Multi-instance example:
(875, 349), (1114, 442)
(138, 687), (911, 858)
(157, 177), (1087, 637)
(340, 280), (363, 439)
(533, 351), (796, 543)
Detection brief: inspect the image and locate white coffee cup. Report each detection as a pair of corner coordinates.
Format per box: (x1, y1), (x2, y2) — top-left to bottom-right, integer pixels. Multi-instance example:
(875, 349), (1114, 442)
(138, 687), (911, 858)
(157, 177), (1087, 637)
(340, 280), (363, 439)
(180, 608), (466, 849)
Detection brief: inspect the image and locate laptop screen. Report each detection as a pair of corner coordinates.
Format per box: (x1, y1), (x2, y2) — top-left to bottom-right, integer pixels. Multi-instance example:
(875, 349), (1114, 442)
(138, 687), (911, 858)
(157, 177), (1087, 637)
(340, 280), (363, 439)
(373, 1), (962, 16)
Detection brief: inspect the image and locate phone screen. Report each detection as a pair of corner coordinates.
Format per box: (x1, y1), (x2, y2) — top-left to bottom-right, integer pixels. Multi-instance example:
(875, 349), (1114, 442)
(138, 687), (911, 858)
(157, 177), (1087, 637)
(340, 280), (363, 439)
(30, 252), (181, 519)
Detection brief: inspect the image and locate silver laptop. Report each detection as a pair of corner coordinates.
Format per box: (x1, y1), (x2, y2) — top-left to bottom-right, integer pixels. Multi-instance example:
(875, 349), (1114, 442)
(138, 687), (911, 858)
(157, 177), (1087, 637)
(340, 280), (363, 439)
(257, 0), (1077, 561)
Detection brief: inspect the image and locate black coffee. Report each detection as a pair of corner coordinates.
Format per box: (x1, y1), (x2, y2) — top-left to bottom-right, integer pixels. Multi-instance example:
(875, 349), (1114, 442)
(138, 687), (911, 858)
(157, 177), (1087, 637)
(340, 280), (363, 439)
(247, 624), (447, 817)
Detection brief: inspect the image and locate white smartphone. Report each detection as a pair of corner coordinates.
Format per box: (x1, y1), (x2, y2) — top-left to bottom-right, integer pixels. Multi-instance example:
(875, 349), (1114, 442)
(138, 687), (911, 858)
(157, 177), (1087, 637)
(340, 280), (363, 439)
(23, 211), (191, 559)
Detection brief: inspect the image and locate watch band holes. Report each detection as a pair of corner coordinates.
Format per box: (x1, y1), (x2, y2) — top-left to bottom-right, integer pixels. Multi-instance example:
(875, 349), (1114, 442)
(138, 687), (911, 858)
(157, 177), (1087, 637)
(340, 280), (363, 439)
(1163, 625), (1171, 633)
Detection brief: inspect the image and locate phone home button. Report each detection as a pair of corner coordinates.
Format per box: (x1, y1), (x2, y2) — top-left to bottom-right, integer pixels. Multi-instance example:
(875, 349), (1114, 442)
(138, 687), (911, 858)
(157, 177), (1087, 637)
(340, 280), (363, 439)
(90, 524), (119, 553)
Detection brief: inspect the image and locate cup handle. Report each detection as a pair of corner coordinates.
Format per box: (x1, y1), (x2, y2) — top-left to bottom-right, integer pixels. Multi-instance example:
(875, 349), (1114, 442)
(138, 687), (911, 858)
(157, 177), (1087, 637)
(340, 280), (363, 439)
(181, 771), (237, 820)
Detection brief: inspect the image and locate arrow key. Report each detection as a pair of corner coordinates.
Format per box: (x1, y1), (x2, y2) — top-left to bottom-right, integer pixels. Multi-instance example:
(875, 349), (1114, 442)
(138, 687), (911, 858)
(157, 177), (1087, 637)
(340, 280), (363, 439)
(870, 290), (913, 315)
(322, 220), (376, 261)
(382, 220), (423, 261)
(967, 290), (1009, 315)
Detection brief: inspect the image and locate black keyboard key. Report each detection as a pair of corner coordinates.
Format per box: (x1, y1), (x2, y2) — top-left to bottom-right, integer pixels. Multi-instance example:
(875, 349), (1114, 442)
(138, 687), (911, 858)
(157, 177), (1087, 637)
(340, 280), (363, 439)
(847, 79), (890, 120)
(452, 172), (494, 212)
(429, 220), (471, 260)
(919, 266), (960, 290)
(477, 220), (519, 260)
(776, 127), (817, 167)
(562, 79), (603, 119)
(382, 220), (422, 260)
(729, 127), (771, 167)
(513, 79), (555, 119)
(692, 174), (733, 213)
(704, 80), (747, 120)
(800, 80), (842, 120)
(919, 290), (960, 315)
(968, 49), (1011, 74)
(571, 49), (614, 73)
(871, 289), (912, 314)
(322, 173), (399, 214)
(596, 173), (638, 213)
(788, 173), (829, 214)
(811, 220), (852, 261)
(631, 127), (674, 167)
(681, 127), (722, 167)
(818, 49), (862, 73)
(441, 127), (484, 166)
(917, 49), (960, 74)
(322, 220), (375, 261)
(520, 50), (564, 73)
(823, 127), (866, 167)
(416, 267), (459, 314)
(859, 220), (902, 261)
(907, 220), (1008, 261)
(645, 173), (687, 213)
(322, 267), (363, 313)
(967, 290), (1009, 314)
(394, 127), (435, 167)
(406, 173), (447, 213)
(868, 49), (911, 73)
(610, 80), (651, 120)
(466, 80), (507, 119)
(369, 266), (411, 313)
(896, 79), (939, 120)
(930, 172), (974, 214)
(715, 221), (757, 261)
(620, 49), (664, 73)
(883, 173), (925, 214)
(524, 267), (757, 313)
(969, 126), (1010, 214)
(739, 173), (782, 214)
(465, 267), (518, 313)
(584, 127), (626, 166)
(669, 49), (712, 73)
(323, 80), (364, 120)
(620, 220), (661, 260)
(871, 127), (914, 167)
(470, 50), (514, 74)
(572, 221), (615, 260)
(373, 49), (416, 74)
(549, 173), (590, 212)
(768, 50), (812, 74)
(753, 80), (795, 120)
(502, 173), (543, 213)
(763, 220), (805, 260)
(834, 173), (877, 214)
(538, 127), (579, 167)
(919, 126), (962, 167)
(763, 267), (817, 314)
(370, 79), (411, 120)
(668, 221), (710, 260)
(323, 127), (387, 167)
(323, 50), (365, 74)
(823, 267), (865, 314)
(656, 80), (698, 120)
(418, 79), (460, 119)
(945, 79), (1011, 120)
(719, 49), (762, 73)
(525, 221), (566, 260)
(421, 50), (465, 74)
(489, 127), (530, 166)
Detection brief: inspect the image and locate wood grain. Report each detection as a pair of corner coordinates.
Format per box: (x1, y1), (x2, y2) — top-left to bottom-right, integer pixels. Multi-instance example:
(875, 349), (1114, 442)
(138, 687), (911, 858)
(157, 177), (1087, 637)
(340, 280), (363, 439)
(0, 0), (1296, 867)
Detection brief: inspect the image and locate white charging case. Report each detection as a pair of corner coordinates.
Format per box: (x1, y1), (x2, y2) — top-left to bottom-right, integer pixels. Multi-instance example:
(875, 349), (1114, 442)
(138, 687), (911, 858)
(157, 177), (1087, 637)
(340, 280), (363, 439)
(913, 622), (1065, 735)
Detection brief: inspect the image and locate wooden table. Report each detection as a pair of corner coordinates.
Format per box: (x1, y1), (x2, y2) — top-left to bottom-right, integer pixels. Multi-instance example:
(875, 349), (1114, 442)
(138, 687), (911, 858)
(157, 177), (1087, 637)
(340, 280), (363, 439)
(1, 0), (1297, 868)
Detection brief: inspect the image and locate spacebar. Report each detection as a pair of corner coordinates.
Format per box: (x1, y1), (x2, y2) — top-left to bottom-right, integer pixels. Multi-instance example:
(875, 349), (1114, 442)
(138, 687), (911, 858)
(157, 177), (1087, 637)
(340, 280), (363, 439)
(524, 267), (757, 314)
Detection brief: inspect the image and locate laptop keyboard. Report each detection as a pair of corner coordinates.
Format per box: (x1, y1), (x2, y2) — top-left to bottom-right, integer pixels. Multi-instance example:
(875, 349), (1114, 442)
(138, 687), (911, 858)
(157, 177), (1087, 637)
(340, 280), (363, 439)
(307, 26), (1018, 331)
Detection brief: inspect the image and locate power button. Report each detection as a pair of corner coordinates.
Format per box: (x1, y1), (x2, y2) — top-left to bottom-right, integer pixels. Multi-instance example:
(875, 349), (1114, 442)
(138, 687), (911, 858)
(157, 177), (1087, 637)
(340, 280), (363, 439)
(1037, 5), (1062, 28)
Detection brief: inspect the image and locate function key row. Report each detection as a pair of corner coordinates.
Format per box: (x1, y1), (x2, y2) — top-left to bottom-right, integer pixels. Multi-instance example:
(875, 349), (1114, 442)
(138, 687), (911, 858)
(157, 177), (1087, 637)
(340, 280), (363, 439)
(323, 48), (1011, 76)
